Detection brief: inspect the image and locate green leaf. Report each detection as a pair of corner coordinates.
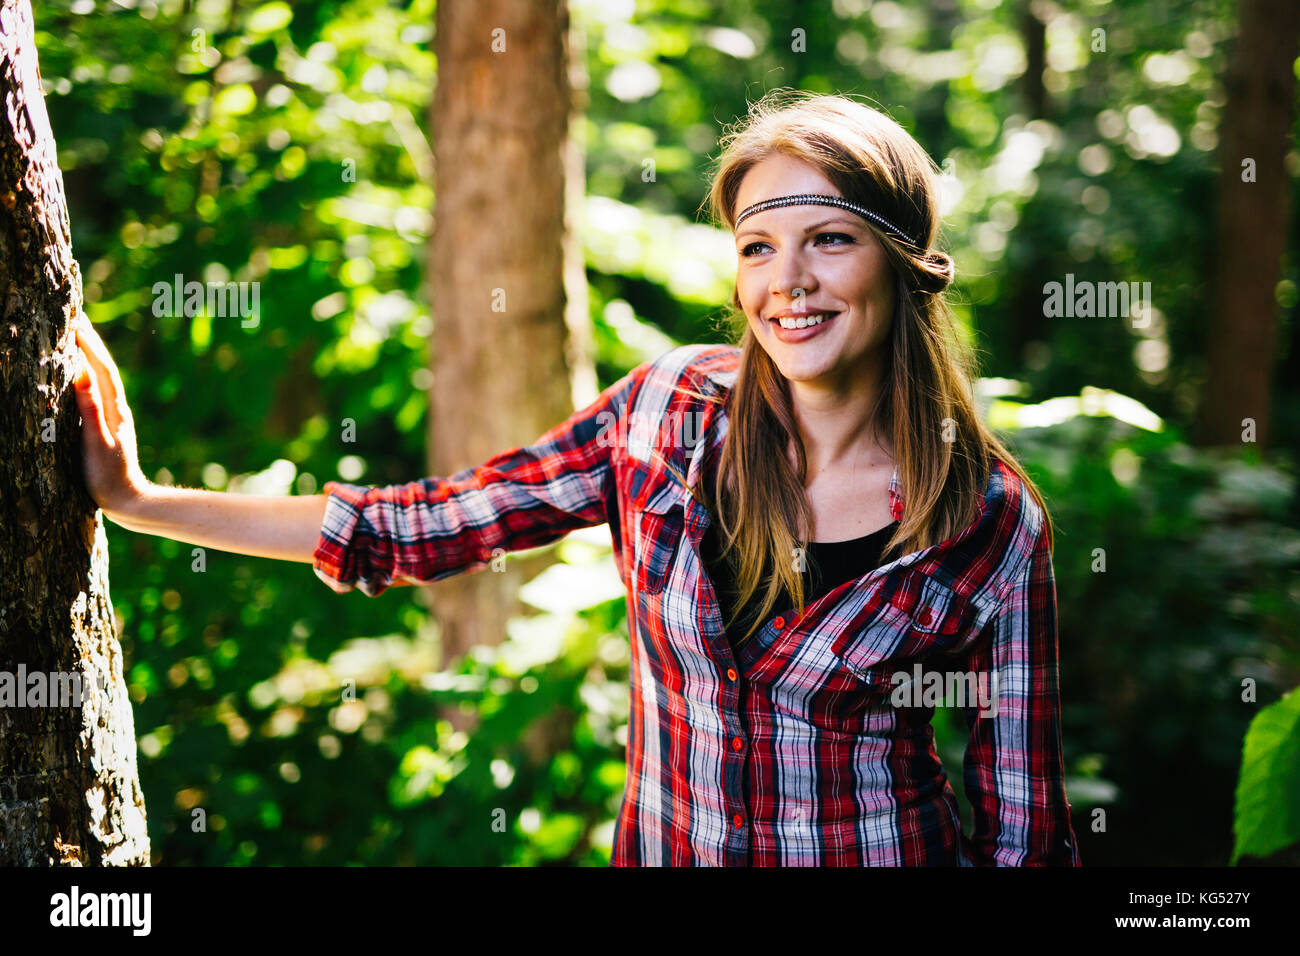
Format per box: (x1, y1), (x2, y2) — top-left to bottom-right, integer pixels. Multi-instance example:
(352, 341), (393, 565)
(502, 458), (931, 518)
(212, 84), (257, 118)
(247, 2), (293, 35)
(1232, 685), (1300, 863)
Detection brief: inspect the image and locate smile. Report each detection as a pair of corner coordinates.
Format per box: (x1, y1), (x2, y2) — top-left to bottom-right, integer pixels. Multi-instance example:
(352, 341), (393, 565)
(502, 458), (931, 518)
(774, 312), (834, 329)
(767, 310), (840, 343)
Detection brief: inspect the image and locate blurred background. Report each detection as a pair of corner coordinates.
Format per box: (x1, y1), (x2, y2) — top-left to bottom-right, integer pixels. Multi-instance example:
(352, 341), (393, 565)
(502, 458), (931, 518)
(34, 0), (1300, 865)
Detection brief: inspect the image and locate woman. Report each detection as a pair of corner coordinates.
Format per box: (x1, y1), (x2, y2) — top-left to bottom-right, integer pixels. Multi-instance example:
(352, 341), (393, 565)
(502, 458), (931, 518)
(74, 91), (1080, 867)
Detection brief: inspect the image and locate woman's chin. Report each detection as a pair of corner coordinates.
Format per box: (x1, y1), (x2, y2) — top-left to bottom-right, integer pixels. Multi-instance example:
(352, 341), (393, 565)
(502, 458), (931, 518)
(770, 353), (835, 385)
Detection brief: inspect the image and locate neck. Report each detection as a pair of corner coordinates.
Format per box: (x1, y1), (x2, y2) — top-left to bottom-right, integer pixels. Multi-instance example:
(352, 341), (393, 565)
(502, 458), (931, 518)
(787, 354), (892, 474)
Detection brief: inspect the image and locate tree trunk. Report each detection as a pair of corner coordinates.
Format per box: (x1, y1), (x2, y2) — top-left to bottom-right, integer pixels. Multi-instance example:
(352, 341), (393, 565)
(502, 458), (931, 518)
(1019, 0), (1047, 120)
(0, 0), (149, 865)
(427, 0), (581, 668)
(1197, 0), (1298, 450)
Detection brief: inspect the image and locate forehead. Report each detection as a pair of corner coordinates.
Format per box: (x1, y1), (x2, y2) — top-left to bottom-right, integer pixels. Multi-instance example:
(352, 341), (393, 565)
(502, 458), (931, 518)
(734, 154), (841, 213)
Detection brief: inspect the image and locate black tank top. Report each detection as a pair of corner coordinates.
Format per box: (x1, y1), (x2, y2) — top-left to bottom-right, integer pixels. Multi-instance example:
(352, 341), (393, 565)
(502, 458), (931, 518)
(700, 518), (901, 651)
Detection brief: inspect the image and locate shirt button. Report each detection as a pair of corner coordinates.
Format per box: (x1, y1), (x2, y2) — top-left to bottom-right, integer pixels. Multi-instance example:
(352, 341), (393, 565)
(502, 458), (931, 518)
(731, 736), (743, 752)
(726, 667), (738, 682)
(917, 608), (933, 626)
(732, 814), (744, 828)
(773, 616), (786, 629)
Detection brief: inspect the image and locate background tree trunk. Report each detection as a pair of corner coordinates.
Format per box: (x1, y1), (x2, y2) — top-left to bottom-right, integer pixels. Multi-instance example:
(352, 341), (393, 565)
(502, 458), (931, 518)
(1018, 0), (1047, 120)
(427, 0), (583, 669)
(0, 0), (149, 866)
(1197, 0), (1298, 449)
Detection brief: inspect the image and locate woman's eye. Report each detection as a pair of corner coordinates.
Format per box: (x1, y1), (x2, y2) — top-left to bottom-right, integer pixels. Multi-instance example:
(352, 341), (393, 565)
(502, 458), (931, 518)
(739, 234), (852, 257)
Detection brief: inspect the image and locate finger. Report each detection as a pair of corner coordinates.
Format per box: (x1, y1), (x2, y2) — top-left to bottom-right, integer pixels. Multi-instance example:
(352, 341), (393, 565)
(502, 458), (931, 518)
(74, 368), (116, 449)
(74, 336), (123, 437)
(74, 321), (126, 433)
(74, 317), (128, 401)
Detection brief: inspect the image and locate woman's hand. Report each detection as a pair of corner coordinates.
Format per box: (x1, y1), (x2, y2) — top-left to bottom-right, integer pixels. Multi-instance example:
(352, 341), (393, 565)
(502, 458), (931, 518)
(72, 313), (150, 515)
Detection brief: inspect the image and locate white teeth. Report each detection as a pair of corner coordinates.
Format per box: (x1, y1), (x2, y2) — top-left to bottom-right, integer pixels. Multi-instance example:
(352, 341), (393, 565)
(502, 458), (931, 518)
(777, 313), (832, 329)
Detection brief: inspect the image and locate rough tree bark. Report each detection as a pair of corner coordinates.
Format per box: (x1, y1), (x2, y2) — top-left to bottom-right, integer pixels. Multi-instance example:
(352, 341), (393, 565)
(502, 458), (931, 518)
(1198, 0), (1298, 449)
(0, 0), (149, 865)
(428, 0), (583, 668)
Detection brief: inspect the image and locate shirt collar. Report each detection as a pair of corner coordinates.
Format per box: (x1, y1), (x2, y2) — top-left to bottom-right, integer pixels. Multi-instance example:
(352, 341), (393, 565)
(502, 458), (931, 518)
(702, 366), (738, 390)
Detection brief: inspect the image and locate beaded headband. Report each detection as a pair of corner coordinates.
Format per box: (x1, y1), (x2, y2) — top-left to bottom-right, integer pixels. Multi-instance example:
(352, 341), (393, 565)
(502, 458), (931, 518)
(734, 193), (917, 247)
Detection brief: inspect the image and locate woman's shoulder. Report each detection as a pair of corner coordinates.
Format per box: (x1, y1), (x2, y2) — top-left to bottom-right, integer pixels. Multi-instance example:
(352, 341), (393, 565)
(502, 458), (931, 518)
(981, 453), (1048, 545)
(644, 343), (740, 385)
(629, 344), (741, 412)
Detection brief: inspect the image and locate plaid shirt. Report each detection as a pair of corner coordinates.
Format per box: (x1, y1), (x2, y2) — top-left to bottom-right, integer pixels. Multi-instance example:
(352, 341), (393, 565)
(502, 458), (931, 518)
(313, 345), (1081, 867)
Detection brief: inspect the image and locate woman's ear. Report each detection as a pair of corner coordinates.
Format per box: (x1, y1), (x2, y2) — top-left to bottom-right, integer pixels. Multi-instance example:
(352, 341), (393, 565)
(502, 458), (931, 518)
(731, 284), (741, 310)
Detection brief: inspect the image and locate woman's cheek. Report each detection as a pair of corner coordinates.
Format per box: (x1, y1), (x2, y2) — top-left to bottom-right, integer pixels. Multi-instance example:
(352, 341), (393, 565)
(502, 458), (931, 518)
(737, 273), (764, 317)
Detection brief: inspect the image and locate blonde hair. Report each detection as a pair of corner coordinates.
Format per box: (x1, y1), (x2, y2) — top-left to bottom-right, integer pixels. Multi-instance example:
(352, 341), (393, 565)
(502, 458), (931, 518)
(692, 89), (1053, 646)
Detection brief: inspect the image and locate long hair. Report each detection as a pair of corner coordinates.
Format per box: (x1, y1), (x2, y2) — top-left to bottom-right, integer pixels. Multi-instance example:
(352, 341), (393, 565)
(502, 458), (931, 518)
(695, 89), (1054, 646)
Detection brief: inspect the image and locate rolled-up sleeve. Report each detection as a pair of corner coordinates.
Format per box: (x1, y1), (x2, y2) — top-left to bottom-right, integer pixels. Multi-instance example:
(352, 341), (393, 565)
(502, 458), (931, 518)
(955, 522), (1082, 866)
(312, 361), (651, 596)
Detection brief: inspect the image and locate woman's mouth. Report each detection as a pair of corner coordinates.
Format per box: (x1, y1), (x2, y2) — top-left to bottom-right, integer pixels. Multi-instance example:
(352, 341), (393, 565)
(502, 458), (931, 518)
(769, 311), (838, 342)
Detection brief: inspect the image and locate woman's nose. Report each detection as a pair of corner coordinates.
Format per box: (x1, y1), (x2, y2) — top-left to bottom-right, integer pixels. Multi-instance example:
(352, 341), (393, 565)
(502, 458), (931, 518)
(770, 249), (816, 302)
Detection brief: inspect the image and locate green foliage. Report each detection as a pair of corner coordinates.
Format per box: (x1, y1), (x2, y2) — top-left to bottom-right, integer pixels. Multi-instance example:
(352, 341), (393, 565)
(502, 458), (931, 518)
(1233, 686), (1300, 864)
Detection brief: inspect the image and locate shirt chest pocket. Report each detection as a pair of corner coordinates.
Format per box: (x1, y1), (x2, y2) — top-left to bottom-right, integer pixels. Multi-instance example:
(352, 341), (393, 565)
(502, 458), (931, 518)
(832, 573), (981, 683)
(631, 476), (687, 595)
(895, 574), (974, 642)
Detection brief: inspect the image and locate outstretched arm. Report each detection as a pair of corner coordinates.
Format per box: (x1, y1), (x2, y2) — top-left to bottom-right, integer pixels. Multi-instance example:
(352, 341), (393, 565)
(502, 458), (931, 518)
(105, 486), (327, 564)
(312, 359), (651, 596)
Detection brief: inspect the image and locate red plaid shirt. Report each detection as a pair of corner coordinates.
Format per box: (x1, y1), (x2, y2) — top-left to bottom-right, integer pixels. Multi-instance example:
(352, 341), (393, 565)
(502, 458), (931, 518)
(313, 345), (1081, 866)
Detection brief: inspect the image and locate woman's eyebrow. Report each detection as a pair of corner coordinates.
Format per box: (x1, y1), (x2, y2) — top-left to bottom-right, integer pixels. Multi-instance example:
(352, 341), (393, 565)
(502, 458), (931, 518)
(735, 215), (862, 241)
